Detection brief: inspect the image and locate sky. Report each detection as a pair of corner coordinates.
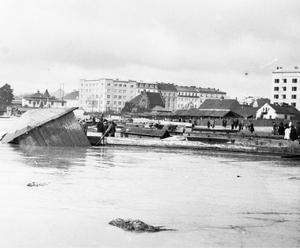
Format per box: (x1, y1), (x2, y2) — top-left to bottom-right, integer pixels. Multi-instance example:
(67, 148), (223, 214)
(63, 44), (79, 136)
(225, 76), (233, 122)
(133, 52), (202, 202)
(0, 0), (299, 98)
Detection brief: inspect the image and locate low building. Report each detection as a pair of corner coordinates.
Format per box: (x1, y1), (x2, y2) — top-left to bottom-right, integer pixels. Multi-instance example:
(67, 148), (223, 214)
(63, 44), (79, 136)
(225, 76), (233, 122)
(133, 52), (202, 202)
(199, 99), (241, 113)
(22, 90), (66, 108)
(256, 103), (300, 120)
(122, 91), (165, 113)
(64, 90), (79, 108)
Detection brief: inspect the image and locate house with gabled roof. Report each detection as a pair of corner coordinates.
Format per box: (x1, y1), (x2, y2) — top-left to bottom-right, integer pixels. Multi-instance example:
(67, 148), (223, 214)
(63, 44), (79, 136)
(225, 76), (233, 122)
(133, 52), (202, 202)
(256, 103), (300, 120)
(122, 91), (165, 113)
(22, 89), (66, 108)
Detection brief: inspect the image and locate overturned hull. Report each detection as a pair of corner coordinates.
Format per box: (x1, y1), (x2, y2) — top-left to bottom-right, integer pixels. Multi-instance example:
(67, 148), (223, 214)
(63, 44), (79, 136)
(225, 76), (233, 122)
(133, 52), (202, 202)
(1, 108), (90, 147)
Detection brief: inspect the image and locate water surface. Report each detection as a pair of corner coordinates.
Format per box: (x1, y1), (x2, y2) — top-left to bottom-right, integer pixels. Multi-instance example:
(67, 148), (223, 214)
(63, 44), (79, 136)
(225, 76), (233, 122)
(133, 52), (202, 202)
(0, 142), (299, 247)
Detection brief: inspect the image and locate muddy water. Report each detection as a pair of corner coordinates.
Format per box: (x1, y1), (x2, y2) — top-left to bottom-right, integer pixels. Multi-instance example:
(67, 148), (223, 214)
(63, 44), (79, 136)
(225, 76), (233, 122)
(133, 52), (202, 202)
(0, 139), (299, 247)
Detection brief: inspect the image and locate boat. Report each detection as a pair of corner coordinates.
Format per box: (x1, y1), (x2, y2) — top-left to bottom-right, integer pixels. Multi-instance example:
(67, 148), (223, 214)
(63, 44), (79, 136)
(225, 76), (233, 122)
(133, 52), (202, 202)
(0, 107), (90, 147)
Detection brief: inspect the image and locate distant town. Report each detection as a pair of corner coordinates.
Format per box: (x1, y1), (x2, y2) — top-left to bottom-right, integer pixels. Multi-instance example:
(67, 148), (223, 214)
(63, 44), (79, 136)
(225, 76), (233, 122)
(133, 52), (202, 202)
(1, 66), (300, 122)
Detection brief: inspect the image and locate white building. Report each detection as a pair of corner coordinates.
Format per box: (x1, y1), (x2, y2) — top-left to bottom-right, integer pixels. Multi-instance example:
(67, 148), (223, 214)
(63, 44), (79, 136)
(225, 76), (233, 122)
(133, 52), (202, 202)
(22, 90), (66, 108)
(272, 66), (300, 110)
(176, 86), (200, 109)
(79, 79), (139, 112)
(256, 102), (300, 120)
(64, 90), (79, 108)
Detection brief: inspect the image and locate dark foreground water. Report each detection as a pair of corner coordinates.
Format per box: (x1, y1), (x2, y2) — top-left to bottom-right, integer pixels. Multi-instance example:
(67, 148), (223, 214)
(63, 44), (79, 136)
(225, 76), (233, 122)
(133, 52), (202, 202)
(0, 143), (299, 247)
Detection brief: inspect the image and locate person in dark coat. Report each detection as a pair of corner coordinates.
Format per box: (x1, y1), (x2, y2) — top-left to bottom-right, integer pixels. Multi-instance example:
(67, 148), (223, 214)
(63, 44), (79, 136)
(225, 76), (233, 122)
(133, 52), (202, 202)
(97, 117), (104, 133)
(278, 122), (285, 136)
(207, 120), (211, 129)
(249, 123), (255, 133)
(290, 125), (298, 141)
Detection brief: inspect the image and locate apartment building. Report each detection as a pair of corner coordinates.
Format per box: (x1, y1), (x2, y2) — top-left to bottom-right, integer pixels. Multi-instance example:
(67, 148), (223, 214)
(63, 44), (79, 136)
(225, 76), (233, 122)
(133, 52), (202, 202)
(176, 86), (200, 109)
(79, 78), (138, 112)
(272, 66), (300, 110)
(197, 87), (226, 105)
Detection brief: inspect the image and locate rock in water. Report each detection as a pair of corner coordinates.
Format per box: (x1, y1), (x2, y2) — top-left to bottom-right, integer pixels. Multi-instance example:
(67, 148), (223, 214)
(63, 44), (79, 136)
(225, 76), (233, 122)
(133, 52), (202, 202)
(108, 218), (175, 232)
(27, 182), (48, 187)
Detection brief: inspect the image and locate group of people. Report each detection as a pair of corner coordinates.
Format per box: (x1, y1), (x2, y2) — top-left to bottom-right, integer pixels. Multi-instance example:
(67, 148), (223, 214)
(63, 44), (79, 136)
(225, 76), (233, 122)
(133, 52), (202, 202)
(96, 117), (116, 138)
(79, 115), (116, 138)
(222, 118), (255, 133)
(273, 121), (298, 141)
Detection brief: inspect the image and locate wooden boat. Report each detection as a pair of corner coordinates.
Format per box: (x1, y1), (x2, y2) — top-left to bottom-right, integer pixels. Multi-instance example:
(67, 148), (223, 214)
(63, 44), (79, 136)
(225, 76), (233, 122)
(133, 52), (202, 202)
(0, 107), (90, 147)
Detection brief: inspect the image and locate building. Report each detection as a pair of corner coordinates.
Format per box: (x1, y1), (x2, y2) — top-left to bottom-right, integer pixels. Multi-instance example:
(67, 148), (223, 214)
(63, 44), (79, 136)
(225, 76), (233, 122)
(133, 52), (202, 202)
(122, 91), (165, 113)
(22, 90), (66, 108)
(176, 86), (200, 109)
(199, 99), (241, 112)
(79, 77), (227, 113)
(64, 90), (79, 108)
(197, 87), (226, 105)
(271, 66), (300, 110)
(239, 96), (270, 108)
(256, 103), (300, 120)
(157, 82), (177, 111)
(136, 81), (158, 94)
(79, 79), (138, 112)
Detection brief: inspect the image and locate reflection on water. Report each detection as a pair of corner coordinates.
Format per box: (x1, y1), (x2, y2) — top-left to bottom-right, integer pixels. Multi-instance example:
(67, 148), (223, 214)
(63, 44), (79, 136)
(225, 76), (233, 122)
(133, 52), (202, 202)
(0, 143), (300, 247)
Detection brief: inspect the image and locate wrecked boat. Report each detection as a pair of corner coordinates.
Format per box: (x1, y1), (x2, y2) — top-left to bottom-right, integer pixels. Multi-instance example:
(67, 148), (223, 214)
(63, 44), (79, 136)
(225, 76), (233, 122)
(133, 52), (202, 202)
(0, 107), (90, 147)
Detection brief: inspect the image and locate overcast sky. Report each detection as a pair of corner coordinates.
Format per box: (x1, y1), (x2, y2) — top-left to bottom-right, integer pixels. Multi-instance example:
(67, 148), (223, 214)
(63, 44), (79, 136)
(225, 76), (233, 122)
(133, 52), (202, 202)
(0, 0), (299, 98)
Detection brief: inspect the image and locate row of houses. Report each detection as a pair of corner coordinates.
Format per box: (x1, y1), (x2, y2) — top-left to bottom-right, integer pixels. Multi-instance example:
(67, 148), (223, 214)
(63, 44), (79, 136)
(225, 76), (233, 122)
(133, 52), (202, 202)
(122, 91), (300, 120)
(79, 78), (227, 112)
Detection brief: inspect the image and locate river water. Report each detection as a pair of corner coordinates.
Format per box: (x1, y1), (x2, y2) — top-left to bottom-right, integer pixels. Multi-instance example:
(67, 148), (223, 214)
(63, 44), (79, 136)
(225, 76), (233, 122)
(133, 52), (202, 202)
(0, 120), (300, 247)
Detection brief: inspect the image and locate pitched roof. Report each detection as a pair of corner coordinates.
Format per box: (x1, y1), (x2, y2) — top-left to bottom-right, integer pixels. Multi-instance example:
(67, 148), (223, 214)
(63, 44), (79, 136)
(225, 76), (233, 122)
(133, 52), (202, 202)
(199, 99), (241, 111)
(269, 103), (300, 115)
(64, 91), (79, 100)
(146, 92), (165, 109)
(176, 85), (198, 92)
(236, 105), (259, 118)
(157, 83), (177, 91)
(256, 98), (270, 107)
(173, 108), (242, 118)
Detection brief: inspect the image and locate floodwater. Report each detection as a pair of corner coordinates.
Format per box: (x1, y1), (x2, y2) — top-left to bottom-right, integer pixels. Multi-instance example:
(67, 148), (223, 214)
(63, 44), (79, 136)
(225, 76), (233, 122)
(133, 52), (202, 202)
(0, 120), (300, 247)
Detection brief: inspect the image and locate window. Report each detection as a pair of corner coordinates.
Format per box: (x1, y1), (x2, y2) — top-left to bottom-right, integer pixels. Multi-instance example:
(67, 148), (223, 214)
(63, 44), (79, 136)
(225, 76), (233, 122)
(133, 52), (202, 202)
(107, 95), (110, 98)
(274, 79), (280, 83)
(119, 84), (122, 87)
(114, 95), (117, 98)
(107, 101), (110, 104)
(114, 101), (117, 104)
(282, 94), (286, 99)
(118, 96), (122, 99)
(283, 79), (287, 83)
(118, 101), (122, 105)
(291, 102), (296, 107)
(292, 87), (297, 91)
(292, 78), (298, 83)
(292, 95), (297, 99)
(282, 86), (286, 91)
(274, 95), (279, 99)
(107, 83), (110, 86)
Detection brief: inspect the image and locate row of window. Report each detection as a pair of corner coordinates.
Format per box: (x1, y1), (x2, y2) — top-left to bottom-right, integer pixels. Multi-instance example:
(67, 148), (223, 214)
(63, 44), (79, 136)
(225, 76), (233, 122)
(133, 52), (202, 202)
(274, 94), (297, 99)
(274, 86), (297, 91)
(106, 101), (125, 106)
(273, 102), (297, 107)
(274, 78), (298, 83)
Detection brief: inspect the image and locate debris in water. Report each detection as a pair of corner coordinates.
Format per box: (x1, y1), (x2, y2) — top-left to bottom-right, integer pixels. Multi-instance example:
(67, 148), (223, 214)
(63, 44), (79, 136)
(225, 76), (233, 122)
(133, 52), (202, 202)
(27, 182), (48, 187)
(288, 177), (300, 180)
(108, 218), (176, 232)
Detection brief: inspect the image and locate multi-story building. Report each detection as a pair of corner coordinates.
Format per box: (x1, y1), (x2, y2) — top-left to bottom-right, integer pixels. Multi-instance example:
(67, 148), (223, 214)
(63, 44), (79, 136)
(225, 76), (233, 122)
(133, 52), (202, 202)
(79, 78), (138, 112)
(22, 90), (66, 108)
(176, 86), (200, 109)
(176, 86), (226, 109)
(157, 82), (177, 111)
(136, 81), (158, 94)
(272, 66), (300, 110)
(197, 87), (226, 105)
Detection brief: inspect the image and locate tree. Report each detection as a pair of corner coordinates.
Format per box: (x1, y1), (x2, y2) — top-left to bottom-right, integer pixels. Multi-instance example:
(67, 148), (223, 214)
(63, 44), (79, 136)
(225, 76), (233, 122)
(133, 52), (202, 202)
(0, 84), (14, 110)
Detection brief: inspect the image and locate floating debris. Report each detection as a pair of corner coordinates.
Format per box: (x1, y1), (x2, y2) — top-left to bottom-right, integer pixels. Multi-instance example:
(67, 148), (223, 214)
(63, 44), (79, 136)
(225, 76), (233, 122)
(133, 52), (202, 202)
(27, 182), (48, 187)
(288, 177), (300, 180)
(108, 218), (176, 233)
